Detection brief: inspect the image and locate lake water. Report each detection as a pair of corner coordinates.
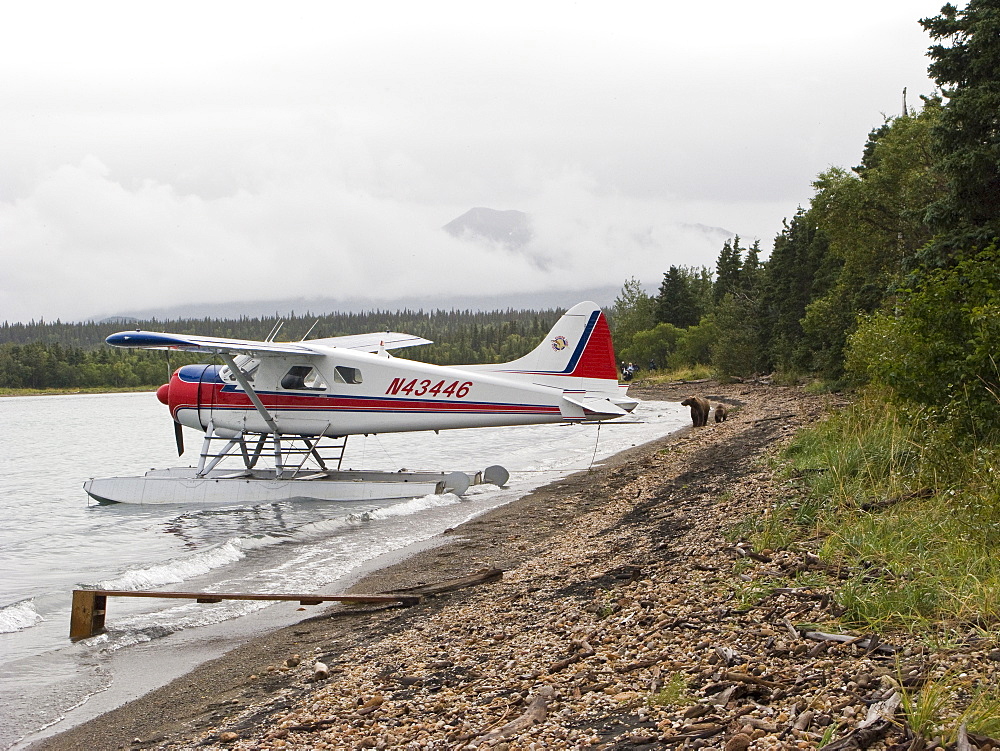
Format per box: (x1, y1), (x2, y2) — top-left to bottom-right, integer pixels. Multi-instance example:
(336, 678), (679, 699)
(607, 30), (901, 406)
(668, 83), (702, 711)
(0, 391), (686, 748)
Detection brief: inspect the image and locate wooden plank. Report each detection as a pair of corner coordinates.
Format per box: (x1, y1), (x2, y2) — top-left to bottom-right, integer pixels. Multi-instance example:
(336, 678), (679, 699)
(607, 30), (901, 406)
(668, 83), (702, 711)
(68, 568), (500, 641)
(69, 590), (103, 641)
(86, 590), (421, 604)
(69, 589), (421, 640)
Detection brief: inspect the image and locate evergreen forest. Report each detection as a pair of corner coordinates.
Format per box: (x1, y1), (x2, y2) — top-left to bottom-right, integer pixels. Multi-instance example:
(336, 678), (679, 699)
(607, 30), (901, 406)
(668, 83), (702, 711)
(611, 0), (1000, 442)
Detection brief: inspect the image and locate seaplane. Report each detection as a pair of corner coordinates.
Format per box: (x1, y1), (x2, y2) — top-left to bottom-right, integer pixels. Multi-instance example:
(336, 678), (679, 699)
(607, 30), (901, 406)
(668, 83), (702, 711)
(83, 301), (638, 505)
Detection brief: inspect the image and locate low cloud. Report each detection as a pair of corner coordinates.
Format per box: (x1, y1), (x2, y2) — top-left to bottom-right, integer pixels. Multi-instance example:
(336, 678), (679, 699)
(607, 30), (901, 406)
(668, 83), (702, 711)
(1, 160), (741, 322)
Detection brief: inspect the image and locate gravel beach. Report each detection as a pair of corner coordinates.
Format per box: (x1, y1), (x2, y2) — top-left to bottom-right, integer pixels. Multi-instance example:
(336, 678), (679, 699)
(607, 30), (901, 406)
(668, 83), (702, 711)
(33, 382), (1000, 751)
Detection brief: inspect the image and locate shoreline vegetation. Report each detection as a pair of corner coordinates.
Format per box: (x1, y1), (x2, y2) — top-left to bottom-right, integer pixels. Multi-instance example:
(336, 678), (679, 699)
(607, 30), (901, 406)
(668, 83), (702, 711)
(33, 381), (1000, 750)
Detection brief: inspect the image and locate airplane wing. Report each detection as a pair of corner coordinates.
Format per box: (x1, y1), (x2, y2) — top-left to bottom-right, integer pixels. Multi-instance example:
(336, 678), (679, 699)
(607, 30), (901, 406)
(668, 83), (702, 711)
(304, 332), (433, 351)
(106, 331), (432, 355)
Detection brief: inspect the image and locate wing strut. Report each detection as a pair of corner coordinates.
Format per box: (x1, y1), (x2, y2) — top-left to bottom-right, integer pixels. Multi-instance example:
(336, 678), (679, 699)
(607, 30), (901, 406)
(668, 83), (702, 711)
(218, 352), (278, 434)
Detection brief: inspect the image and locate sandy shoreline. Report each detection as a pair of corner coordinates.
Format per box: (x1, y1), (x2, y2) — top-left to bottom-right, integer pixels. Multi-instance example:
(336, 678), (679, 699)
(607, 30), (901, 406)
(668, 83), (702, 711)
(33, 380), (931, 751)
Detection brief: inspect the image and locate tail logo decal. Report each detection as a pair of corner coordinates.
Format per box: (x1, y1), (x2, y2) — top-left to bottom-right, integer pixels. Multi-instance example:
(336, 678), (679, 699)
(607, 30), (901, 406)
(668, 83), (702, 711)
(551, 336), (568, 351)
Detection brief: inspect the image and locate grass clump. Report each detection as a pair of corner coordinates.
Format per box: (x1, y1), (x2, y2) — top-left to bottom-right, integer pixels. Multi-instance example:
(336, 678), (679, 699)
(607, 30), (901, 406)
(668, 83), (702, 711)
(647, 673), (693, 708)
(639, 364), (713, 385)
(900, 671), (1000, 743)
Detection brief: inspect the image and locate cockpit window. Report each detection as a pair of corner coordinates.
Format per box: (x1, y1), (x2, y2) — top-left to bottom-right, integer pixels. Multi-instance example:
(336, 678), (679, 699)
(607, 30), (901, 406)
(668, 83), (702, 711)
(280, 365), (328, 390)
(334, 366), (363, 384)
(220, 356), (260, 383)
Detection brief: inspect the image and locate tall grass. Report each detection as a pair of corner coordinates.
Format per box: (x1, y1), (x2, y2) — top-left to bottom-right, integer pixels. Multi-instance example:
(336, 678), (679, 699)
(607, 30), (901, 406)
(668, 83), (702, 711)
(638, 364), (713, 384)
(900, 671), (1000, 742)
(740, 387), (1000, 631)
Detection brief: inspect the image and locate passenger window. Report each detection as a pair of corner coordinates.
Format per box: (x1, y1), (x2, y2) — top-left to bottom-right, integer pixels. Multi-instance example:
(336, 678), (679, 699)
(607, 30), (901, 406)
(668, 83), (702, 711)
(334, 366), (363, 384)
(280, 365), (328, 390)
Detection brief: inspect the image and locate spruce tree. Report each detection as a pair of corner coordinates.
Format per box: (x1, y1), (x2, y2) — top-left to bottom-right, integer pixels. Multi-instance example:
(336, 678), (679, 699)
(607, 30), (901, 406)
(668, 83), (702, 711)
(656, 266), (701, 328)
(920, 1), (1000, 242)
(713, 237), (743, 304)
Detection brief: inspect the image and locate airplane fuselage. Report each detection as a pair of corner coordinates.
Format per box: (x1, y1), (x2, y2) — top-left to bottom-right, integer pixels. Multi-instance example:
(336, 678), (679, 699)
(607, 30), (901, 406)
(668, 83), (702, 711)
(160, 346), (595, 437)
(112, 301), (634, 442)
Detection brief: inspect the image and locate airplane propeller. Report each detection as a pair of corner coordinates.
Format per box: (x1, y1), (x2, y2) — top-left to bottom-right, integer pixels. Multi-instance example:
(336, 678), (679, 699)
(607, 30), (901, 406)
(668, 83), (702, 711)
(156, 381), (184, 455)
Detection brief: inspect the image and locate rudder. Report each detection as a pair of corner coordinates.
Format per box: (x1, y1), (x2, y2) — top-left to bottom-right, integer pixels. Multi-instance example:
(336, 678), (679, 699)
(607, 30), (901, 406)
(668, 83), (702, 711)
(470, 301), (619, 383)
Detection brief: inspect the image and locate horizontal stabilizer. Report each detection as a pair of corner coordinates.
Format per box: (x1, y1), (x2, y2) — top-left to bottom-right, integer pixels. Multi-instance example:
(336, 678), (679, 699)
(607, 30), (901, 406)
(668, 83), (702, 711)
(563, 395), (629, 416)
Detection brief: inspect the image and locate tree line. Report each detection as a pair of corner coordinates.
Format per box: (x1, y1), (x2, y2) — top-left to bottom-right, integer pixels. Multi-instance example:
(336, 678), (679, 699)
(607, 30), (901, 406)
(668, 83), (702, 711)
(612, 0), (1000, 440)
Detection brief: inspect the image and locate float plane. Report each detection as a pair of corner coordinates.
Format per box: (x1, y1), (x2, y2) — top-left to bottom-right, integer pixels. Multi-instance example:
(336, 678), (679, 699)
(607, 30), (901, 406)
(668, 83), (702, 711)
(84, 301), (637, 505)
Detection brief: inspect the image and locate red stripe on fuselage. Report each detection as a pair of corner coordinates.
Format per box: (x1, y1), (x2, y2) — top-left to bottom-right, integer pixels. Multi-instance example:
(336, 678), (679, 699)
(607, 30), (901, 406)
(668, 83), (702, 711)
(207, 384), (560, 415)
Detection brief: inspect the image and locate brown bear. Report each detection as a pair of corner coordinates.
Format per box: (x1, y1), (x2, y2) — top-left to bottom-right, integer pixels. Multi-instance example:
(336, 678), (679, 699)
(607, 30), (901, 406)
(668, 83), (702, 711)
(714, 403), (729, 422)
(681, 396), (710, 427)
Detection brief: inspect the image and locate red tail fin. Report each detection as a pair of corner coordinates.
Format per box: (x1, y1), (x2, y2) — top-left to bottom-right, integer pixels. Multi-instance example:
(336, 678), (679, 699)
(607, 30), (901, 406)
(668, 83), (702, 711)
(480, 301), (618, 381)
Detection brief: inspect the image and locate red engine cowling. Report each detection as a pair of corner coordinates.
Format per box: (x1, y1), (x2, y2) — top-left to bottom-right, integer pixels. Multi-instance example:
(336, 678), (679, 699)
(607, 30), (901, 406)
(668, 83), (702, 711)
(155, 364), (222, 429)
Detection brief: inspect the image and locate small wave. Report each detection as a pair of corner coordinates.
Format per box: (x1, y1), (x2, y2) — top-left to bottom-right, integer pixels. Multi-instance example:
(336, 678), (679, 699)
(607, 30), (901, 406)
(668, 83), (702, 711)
(279, 495), (460, 540)
(366, 492), (463, 520)
(87, 538), (248, 591)
(84, 623), (175, 651)
(90, 598), (275, 652)
(0, 598), (44, 633)
(284, 512), (370, 541)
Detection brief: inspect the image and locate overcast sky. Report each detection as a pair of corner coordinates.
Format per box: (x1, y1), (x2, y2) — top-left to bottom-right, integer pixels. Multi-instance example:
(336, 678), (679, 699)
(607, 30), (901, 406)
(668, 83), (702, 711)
(1, 1), (939, 323)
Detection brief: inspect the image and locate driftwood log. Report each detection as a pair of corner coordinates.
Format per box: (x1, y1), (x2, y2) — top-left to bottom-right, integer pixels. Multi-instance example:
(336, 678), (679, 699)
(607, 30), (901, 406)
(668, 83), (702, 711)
(819, 692), (900, 751)
(859, 488), (934, 511)
(804, 631), (898, 655)
(384, 567), (503, 596)
(548, 639), (595, 672)
(471, 685), (554, 746)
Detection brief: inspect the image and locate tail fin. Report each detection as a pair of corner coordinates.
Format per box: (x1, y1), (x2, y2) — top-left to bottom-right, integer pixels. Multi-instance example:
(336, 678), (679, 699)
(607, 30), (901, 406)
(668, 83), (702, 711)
(465, 301), (620, 391)
(464, 301), (638, 419)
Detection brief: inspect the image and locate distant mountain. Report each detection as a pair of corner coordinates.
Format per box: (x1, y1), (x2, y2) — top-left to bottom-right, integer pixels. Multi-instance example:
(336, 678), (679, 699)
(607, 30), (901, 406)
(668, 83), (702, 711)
(443, 207), (532, 249)
(680, 222), (740, 244)
(95, 209), (736, 323)
(96, 287), (627, 322)
(443, 206), (558, 270)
